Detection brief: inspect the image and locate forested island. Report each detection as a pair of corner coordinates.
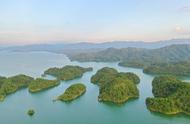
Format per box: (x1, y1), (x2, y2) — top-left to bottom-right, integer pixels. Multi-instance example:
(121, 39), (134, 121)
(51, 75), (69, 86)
(118, 61), (144, 68)
(146, 76), (190, 115)
(28, 78), (60, 93)
(27, 109), (35, 116)
(56, 83), (86, 102)
(91, 67), (140, 104)
(0, 74), (34, 101)
(44, 65), (93, 81)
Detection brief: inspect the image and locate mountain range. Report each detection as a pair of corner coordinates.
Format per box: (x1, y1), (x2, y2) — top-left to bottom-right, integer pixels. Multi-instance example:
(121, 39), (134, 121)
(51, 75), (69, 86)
(1, 39), (190, 56)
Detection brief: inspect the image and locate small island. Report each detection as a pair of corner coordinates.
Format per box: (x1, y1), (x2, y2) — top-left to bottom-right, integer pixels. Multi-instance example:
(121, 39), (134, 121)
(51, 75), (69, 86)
(146, 75), (190, 115)
(27, 109), (35, 116)
(91, 67), (140, 104)
(56, 83), (86, 102)
(0, 74), (34, 101)
(118, 61), (145, 68)
(28, 78), (60, 93)
(44, 65), (93, 81)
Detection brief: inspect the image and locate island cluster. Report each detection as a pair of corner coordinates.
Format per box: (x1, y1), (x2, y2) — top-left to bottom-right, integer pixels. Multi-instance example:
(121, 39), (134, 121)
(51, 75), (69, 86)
(1, 64), (190, 117)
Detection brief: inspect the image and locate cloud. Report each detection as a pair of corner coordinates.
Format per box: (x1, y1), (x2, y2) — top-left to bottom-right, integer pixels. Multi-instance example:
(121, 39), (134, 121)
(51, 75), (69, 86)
(174, 26), (190, 35)
(180, 5), (190, 12)
(175, 26), (183, 33)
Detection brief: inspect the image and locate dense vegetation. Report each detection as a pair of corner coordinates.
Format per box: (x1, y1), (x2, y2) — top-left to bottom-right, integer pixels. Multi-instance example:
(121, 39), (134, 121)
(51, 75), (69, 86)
(0, 65), (92, 101)
(91, 67), (140, 104)
(143, 61), (190, 76)
(57, 83), (86, 102)
(28, 78), (60, 93)
(44, 65), (93, 80)
(119, 61), (190, 76)
(91, 67), (118, 87)
(0, 74), (34, 101)
(146, 75), (190, 115)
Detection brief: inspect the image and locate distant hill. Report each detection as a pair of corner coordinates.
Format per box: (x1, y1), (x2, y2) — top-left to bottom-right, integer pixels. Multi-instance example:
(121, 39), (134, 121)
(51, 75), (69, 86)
(1, 39), (190, 76)
(1, 39), (190, 55)
(68, 44), (190, 64)
(68, 44), (190, 76)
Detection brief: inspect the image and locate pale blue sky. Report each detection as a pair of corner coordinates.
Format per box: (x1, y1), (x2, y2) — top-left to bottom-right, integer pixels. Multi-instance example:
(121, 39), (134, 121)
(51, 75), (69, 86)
(0, 0), (190, 44)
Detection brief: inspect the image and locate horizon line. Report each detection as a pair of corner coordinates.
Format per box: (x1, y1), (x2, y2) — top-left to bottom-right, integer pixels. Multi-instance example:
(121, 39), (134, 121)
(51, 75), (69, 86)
(1, 38), (190, 47)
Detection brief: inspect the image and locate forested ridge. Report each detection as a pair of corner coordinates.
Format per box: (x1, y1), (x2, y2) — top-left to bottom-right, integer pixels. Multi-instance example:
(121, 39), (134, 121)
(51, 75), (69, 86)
(68, 45), (190, 76)
(146, 76), (190, 115)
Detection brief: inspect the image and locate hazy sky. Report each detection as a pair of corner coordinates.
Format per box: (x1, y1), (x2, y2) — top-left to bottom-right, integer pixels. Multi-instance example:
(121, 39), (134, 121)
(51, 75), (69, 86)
(0, 0), (190, 44)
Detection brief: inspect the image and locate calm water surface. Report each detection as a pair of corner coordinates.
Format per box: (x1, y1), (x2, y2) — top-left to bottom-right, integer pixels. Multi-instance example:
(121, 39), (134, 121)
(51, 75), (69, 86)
(0, 51), (189, 124)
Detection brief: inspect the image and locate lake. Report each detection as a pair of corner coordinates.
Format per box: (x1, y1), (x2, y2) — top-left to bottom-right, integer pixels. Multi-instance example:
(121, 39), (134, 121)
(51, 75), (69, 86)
(0, 51), (189, 124)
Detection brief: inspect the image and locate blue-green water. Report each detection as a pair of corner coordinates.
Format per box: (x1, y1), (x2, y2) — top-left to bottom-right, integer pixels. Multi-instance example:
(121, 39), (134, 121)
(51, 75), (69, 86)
(0, 51), (189, 124)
